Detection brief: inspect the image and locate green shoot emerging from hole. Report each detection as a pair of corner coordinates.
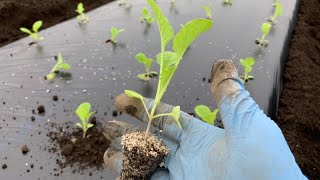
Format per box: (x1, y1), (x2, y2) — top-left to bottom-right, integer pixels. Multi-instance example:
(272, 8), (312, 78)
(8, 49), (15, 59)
(202, 5), (213, 19)
(195, 105), (219, 125)
(135, 53), (158, 80)
(240, 57), (255, 83)
(46, 53), (71, 80)
(20, 20), (44, 42)
(140, 7), (154, 24)
(125, 0), (213, 141)
(110, 27), (125, 43)
(75, 2), (89, 23)
(76, 102), (95, 138)
(255, 22), (272, 47)
(268, 2), (283, 24)
(118, 0), (127, 6)
(223, 0), (232, 5)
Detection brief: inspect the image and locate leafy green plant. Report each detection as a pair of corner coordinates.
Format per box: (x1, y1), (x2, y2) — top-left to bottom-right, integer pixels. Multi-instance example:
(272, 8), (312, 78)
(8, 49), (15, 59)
(195, 105), (219, 125)
(268, 2), (283, 24)
(135, 53), (158, 80)
(75, 2), (89, 23)
(140, 7), (154, 24)
(240, 57), (255, 83)
(20, 20), (44, 42)
(76, 102), (95, 138)
(46, 53), (71, 80)
(125, 0), (212, 140)
(255, 22), (272, 47)
(110, 27), (125, 43)
(223, 0), (232, 5)
(202, 5), (213, 19)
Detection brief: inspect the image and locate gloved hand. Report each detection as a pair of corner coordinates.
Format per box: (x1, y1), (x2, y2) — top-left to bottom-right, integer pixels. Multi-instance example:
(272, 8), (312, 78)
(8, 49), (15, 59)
(103, 59), (307, 180)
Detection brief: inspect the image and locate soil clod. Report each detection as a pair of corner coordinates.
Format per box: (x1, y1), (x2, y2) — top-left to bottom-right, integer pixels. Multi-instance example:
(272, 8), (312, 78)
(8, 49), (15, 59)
(52, 95), (58, 101)
(37, 105), (45, 114)
(2, 164), (7, 169)
(21, 145), (30, 154)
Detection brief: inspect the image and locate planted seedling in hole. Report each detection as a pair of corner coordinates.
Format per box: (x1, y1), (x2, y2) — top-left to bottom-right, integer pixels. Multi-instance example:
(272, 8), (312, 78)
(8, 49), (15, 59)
(202, 5), (213, 19)
(240, 57), (255, 83)
(125, 0), (213, 140)
(118, 0), (127, 6)
(75, 2), (89, 23)
(255, 22), (272, 47)
(108, 27), (125, 44)
(140, 7), (154, 24)
(20, 20), (44, 43)
(223, 0), (232, 5)
(268, 2), (283, 24)
(76, 102), (95, 138)
(195, 105), (219, 125)
(46, 53), (71, 80)
(135, 53), (158, 80)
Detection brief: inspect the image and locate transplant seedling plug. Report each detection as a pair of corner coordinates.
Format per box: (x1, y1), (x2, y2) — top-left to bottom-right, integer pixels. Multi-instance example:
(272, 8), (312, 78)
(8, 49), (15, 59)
(140, 7), (155, 24)
(255, 22), (272, 47)
(75, 2), (89, 23)
(135, 53), (158, 80)
(240, 57), (255, 83)
(268, 2), (283, 24)
(45, 53), (71, 80)
(20, 20), (44, 44)
(75, 102), (96, 138)
(195, 105), (219, 125)
(108, 27), (125, 44)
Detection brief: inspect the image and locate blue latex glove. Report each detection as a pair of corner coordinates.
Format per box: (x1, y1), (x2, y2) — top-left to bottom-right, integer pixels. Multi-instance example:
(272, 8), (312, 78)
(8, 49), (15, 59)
(103, 60), (307, 180)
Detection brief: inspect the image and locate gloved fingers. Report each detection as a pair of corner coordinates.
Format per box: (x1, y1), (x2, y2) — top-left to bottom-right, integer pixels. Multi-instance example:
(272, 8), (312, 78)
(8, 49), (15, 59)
(150, 169), (170, 180)
(103, 120), (179, 152)
(103, 147), (123, 175)
(103, 120), (144, 148)
(115, 93), (208, 142)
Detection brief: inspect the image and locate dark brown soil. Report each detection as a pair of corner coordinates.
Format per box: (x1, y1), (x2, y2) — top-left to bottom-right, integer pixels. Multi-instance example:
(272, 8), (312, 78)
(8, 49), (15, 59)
(0, 0), (114, 47)
(21, 145), (30, 154)
(37, 105), (45, 114)
(47, 123), (110, 172)
(276, 0), (320, 179)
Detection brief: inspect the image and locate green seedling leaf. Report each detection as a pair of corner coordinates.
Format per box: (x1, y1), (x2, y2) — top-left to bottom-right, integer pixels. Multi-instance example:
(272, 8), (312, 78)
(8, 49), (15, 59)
(275, 3), (283, 17)
(261, 22), (272, 35)
(240, 57), (255, 83)
(20, 28), (32, 35)
(46, 53), (71, 80)
(223, 0), (232, 5)
(140, 7), (155, 24)
(76, 102), (96, 138)
(60, 63), (71, 70)
(147, 0), (174, 49)
(76, 2), (85, 14)
(124, 90), (144, 101)
(173, 19), (212, 59)
(135, 53), (154, 72)
(76, 2), (89, 23)
(32, 21), (43, 33)
(202, 5), (213, 19)
(111, 27), (125, 43)
(195, 105), (219, 125)
(170, 106), (181, 128)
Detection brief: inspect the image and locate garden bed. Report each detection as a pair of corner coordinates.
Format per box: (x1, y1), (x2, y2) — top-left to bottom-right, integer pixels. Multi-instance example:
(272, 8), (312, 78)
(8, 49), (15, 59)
(1, 0), (317, 179)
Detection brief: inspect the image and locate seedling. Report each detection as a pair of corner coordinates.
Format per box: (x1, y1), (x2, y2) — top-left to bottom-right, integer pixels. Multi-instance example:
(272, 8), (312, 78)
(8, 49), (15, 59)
(118, 0), (127, 6)
(240, 57), (255, 83)
(20, 20), (44, 42)
(140, 8), (154, 24)
(125, 0), (212, 140)
(76, 102), (95, 138)
(223, 0), (232, 5)
(195, 105), (219, 125)
(110, 27), (125, 43)
(75, 2), (89, 23)
(255, 22), (272, 47)
(46, 53), (71, 80)
(273, 0), (280, 6)
(268, 2), (283, 24)
(202, 5), (213, 19)
(171, 0), (175, 5)
(135, 53), (158, 80)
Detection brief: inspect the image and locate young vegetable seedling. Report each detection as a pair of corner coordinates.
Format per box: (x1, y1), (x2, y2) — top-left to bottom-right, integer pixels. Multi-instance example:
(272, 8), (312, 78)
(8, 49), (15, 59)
(240, 57), (255, 83)
(125, 0), (212, 141)
(118, 0), (127, 6)
(195, 105), (219, 125)
(140, 7), (154, 24)
(255, 22), (272, 47)
(109, 27), (125, 44)
(20, 20), (44, 43)
(76, 102), (95, 138)
(268, 2), (283, 24)
(135, 53), (158, 80)
(223, 0), (232, 5)
(46, 53), (71, 80)
(75, 2), (89, 23)
(202, 5), (213, 19)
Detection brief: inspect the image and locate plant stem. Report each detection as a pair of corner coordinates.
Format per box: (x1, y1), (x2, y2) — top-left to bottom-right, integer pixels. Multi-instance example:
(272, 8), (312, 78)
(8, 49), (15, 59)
(259, 33), (266, 46)
(83, 130), (86, 138)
